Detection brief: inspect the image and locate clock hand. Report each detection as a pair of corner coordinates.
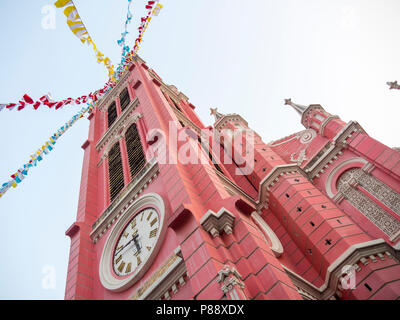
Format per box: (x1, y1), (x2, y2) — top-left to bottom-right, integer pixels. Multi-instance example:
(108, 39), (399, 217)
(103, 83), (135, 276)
(114, 233), (137, 256)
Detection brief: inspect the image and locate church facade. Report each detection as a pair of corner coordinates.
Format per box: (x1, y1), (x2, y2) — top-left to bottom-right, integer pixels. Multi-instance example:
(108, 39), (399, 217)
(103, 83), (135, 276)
(64, 55), (400, 300)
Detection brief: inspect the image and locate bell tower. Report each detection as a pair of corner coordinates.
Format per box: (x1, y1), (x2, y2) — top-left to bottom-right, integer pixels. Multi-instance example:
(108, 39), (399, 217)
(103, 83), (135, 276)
(64, 55), (400, 300)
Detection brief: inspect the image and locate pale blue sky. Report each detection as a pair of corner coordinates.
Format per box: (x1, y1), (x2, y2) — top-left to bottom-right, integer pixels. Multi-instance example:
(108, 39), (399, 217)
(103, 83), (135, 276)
(0, 0), (399, 299)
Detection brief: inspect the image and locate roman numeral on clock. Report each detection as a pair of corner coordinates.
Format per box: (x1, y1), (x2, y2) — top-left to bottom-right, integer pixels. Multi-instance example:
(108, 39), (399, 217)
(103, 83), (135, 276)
(137, 256), (142, 266)
(126, 262), (132, 274)
(118, 261), (125, 273)
(115, 255), (122, 264)
(149, 228), (158, 238)
(150, 217), (157, 227)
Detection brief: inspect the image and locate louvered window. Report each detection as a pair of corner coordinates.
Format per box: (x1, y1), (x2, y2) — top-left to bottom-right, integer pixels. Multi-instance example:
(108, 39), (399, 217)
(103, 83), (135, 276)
(108, 142), (124, 201)
(119, 87), (131, 112)
(107, 102), (117, 128)
(125, 123), (146, 179)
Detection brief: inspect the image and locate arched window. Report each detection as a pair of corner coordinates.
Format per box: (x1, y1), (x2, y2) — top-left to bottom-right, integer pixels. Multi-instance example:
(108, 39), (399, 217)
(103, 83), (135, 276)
(107, 102), (117, 128)
(108, 142), (124, 201)
(119, 87), (131, 112)
(125, 123), (146, 179)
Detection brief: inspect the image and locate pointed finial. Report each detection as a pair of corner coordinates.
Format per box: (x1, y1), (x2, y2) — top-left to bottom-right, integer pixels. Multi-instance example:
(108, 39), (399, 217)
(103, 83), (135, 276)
(210, 107), (224, 121)
(284, 98), (308, 115)
(387, 81), (400, 90)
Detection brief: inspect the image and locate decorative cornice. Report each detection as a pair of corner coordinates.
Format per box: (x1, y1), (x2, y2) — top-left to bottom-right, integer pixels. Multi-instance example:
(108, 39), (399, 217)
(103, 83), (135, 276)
(97, 71), (131, 113)
(200, 208), (236, 238)
(214, 114), (248, 131)
(283, 239), (398, 300)
(96, 97), (140, 152)
(91, 158), (159, 243)
(258, 164), (307, 208)
(217, 265), (245, 298)
(214, 168), (257, 206)
(304, 121), (367, 179)
(301, 104), (326, 128)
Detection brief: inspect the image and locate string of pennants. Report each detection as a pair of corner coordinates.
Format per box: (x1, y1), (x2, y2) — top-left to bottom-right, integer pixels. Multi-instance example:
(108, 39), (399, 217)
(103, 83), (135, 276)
(0, 0), (163, 198)
(54, 0), (116, 81)
(0, 80), (115, 112)
(0, 105), (93, 198)
(0, 1), (163, 112)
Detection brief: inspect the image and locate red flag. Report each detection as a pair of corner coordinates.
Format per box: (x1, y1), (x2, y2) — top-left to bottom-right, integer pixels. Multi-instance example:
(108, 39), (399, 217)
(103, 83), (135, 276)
(17, 101), (26, 111)
(23, 94), (34, 104)
(55, 102), (64, 110)
(39, 95), (50, 104)
(45, 102), (57, 108)
(6, 103), (16, 110)
(33, 101), (41, 110)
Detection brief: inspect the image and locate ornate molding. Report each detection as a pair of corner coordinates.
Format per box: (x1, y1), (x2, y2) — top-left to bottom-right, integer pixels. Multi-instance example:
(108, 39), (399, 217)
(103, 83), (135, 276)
(258, 164), (307, 208)
(217, 265), (245, 299)
(214, 114), (249, 132)
(91, 158), (159, 243)
(96, 97), (140, 152)
(283, 239), (398, 300)
(97, 71), (131, 113)
(251, 211), (283, 257)
(99, 112), (143, 161)
(130, 247), (187, 300)
(304, 121), (366, 179)
(200, 208), (235, 237)
(336, 168), (400, 240)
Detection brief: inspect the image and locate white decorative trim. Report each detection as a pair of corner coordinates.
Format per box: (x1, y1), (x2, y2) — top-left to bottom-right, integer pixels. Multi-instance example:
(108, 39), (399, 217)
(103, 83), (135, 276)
(98, 193), (166, 292)
(283, 239), (398, 300)
(96, 97), (140, 152)
(200, 208), (235, 237)
(251, 211), (283, 257)
(217, 265), (245, 299)
(214, 114), (249, 131)
(258, 164), (307, 207)
(100, 112), (143, 161)
(305, 121), (366, 179)
(325, 157), (367, 198)
(97, 70), (131, 113)
(91, 158), (159, 242)
(131, 247), (188, 300)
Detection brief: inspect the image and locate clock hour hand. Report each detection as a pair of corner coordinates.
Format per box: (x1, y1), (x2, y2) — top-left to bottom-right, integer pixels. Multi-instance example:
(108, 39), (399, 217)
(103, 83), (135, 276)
(114, 233), (137, 256)
(132, 233), (142, 254)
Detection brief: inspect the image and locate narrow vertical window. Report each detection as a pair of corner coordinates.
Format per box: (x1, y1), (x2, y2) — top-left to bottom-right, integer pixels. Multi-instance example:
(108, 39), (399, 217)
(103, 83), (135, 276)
(108, 142), (124, 201)
(107, 102), (117, 128)
(125, 123), (146, 178)
(119, 87), (131, 112)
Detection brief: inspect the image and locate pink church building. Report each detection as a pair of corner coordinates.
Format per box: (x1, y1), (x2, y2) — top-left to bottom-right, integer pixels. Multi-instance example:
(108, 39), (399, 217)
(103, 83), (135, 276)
(64, 55), (400, 300)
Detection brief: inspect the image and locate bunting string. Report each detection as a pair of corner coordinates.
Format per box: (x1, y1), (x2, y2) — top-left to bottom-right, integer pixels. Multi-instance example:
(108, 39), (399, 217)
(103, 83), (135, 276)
(114, 1), (163, 80)
(0, 80), (115, 112)
(116, 0), (135, 76)
(54, 0), (116, 81)
(0, 104), (94, 199)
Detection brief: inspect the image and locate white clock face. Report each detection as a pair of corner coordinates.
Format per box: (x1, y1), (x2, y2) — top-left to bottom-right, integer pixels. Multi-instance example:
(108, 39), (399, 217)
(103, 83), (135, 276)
(112, 208), (160, 277)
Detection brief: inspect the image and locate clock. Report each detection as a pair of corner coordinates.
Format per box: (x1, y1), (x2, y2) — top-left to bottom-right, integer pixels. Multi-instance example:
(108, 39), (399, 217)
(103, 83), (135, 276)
(113, 208), (159, 277)
(99, 193), (166, 292)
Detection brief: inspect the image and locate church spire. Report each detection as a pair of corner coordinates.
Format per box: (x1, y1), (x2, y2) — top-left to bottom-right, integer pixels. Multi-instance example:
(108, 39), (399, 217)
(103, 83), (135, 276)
(210, 107), (224, 122)
(284, 98), (308, 116)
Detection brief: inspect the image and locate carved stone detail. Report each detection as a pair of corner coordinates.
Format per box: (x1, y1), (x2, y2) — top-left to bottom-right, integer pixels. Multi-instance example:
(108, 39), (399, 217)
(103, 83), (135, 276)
(200, 208), (235, 237)
(217, 265), (245, 299)
(356, 170), (400, 215)
(337, 169), (400, 240)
